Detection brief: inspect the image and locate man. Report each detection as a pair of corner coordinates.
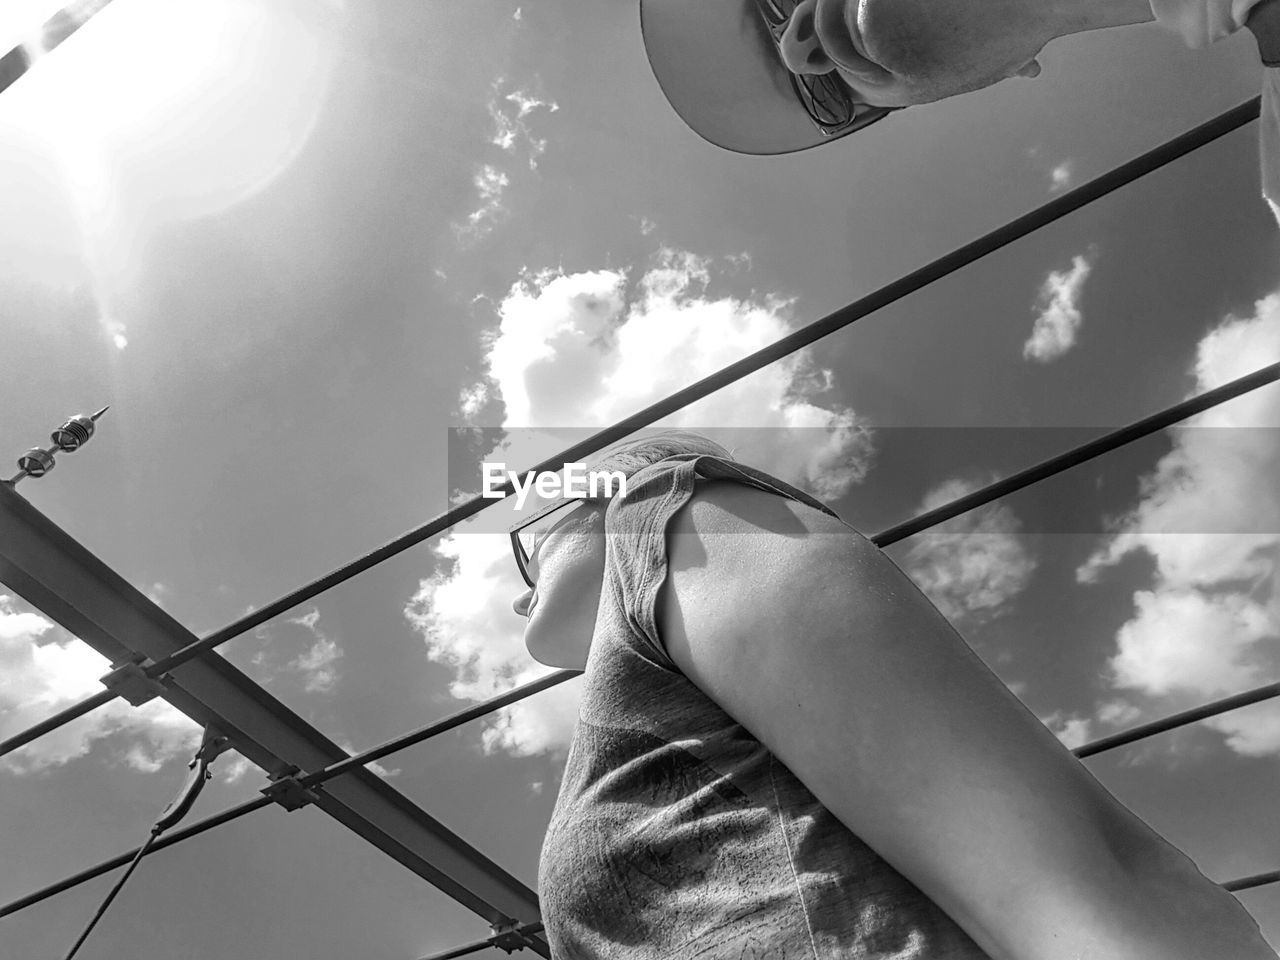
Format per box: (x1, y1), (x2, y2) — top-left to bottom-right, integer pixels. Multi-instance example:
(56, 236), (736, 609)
(641, 0), (1280, 216)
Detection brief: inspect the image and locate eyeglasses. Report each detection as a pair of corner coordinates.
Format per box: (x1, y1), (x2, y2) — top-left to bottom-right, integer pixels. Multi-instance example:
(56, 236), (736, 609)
(751, 0), (886, 137)
(509, 498), (586, 590)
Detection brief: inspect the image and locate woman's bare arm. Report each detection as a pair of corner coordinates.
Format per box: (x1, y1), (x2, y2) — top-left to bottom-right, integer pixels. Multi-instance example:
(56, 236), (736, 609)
(655, 483), (1277, 960)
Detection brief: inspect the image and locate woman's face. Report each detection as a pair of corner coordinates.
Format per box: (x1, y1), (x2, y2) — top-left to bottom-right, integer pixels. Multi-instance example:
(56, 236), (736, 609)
(511, 502), (608, 670)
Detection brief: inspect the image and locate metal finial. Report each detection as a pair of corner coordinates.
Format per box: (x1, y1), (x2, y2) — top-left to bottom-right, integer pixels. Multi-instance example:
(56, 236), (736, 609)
(4, 405), (111, 486)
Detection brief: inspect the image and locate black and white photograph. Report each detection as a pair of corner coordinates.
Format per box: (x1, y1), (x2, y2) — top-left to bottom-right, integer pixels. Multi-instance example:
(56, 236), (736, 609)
(1, 0), (1278, 957)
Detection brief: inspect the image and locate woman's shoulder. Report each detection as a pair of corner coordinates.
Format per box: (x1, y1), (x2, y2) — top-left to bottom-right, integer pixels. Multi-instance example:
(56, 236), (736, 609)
(655, 477), (871, 659)
(671, 474), (859, 550)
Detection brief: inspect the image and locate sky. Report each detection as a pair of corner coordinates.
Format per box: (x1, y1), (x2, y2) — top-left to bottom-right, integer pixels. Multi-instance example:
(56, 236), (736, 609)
(0, 0), (1278, 957)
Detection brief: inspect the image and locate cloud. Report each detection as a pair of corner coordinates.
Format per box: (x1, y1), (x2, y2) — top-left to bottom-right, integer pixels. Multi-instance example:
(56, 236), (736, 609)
(897, 476), (1039, 625)
(408, 248), (876, 757)
(1049, 161), (1074, 193)
(455, 164), (511, 244)
(1096, 699), (1142, 727)
(1026, 146), (1075, 194)
(0, 593), (201, 774)
(219, 753), (257, 784)
(1023, 252), (1095, 363)
(454, 78), (559, 244)
(1076, 293), (1280, 757)
(0, 593), (341, 777)
(333, 739), (400, 779)
(403, 533), (585, 758)
(286, 608), (343, 693)
(1039, 710), (1093, 749)
(103, 315), (128, 350)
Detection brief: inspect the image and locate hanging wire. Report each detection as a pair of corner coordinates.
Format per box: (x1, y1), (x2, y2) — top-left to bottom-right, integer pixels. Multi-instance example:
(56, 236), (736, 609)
(0, 96), (1265, 767)
(57, 728), (227, 958)
(61, 831), (159, 960)
(0, 796), (273, 920)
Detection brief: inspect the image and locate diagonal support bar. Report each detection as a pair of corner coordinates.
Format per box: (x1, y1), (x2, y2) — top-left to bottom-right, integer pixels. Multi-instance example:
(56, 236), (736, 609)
(0, 482), (549, 957)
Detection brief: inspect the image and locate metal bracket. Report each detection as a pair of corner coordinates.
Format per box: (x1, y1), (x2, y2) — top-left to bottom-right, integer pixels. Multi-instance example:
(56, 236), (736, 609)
(195, 724), (234, 763)
(489, 920), (539, 954)
(261, 768), (320, 811)
(99, 658), (167, 706)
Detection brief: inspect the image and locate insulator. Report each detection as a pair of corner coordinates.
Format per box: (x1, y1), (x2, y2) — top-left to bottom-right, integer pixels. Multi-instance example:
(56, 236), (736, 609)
(18, 447), (56, 478)
(51, 415), (95, 452)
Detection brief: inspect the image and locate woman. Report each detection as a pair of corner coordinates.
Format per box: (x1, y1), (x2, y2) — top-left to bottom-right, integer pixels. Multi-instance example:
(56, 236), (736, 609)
(510, 430), (1277, 959)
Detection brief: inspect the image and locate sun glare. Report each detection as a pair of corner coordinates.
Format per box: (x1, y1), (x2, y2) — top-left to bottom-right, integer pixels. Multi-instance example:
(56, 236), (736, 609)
(0, 0), (340, 353)
(5, 0), (338, 218)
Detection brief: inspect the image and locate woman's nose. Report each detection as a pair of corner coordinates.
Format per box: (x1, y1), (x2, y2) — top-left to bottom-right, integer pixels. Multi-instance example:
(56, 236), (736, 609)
(513, 589), (533, 617)
(778, 0), (835, 75)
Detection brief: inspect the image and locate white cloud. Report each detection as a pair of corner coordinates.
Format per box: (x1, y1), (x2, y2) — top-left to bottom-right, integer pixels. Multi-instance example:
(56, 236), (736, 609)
(0, 594), (201, 774)
(104, 315), (128, 350)
(1076, 293), (1280, 757)
(295, 637), (341, 693)
(286, 608), (342, 693)
(458, 381), (490, 421)
(455, 164), (511, 243)
(404, 533), (585, 758)
(411, 249), (876, 757)
(455, 78), (559, 244)
(496, 89), (558, 169)
(1096, 699), (1142, 727)
(333, 739), (400, 779)
(1040, 710), (1093, 749)
(1049, 161), (1074, 193)
(219, 753), (257, 784)
(1023, 252), (1095, 363)
(506, 90), (558, 120)
(898, 476), (1038, 624)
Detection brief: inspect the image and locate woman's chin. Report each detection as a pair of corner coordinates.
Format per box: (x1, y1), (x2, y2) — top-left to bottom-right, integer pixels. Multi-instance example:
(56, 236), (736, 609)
(525, 629), (563, 668)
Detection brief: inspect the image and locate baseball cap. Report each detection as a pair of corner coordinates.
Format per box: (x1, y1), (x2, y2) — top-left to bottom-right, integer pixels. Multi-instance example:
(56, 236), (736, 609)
(639, 0), (898, 154)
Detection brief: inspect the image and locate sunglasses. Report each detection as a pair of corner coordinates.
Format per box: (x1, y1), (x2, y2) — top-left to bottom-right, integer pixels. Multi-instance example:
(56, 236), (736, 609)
(508, 498), (592, 590)
(751, 0), (897, 137)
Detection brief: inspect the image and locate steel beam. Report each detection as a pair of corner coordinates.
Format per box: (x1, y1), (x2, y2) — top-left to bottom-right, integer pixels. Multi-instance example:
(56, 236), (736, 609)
(0, 482), (549, 957)
(0, 0), (117, 98)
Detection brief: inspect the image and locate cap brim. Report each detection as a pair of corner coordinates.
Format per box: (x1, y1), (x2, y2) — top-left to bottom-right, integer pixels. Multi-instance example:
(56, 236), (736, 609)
(639, 0), (894, 155)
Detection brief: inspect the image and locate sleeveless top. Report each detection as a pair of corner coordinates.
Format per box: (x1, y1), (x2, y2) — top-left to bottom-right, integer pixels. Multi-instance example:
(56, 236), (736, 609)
(537, 453), (992, 959)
